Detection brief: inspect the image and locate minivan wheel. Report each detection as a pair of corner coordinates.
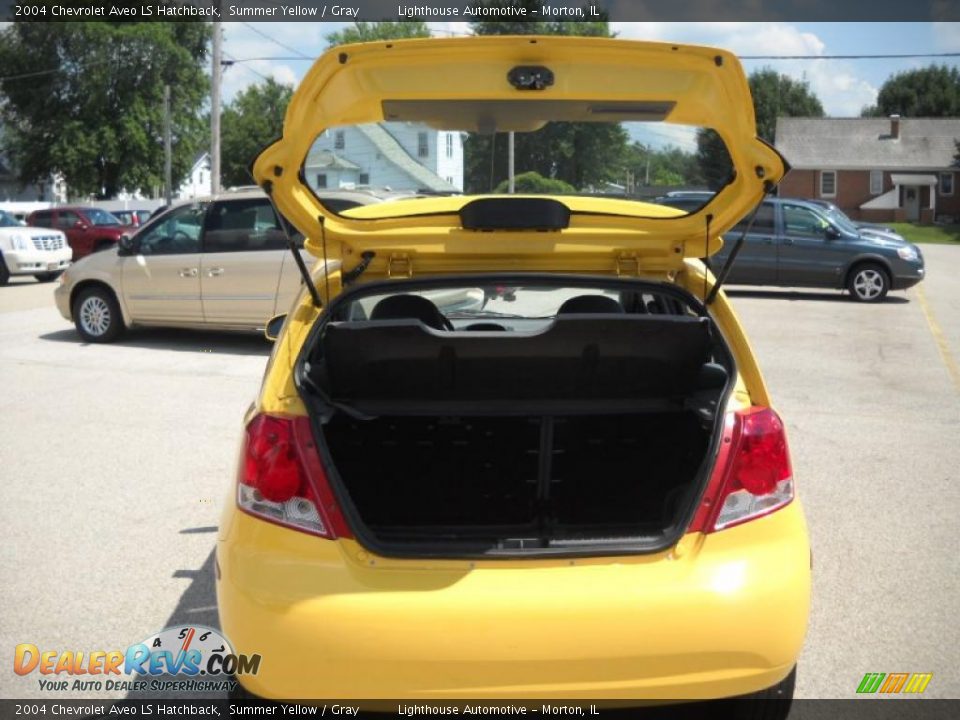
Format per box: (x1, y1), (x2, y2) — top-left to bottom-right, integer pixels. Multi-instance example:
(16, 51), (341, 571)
(73, 286), (125, 343)
(848, 263), (889, 302)
(0, 254), (10, 285)
(34, 271), (63, 283)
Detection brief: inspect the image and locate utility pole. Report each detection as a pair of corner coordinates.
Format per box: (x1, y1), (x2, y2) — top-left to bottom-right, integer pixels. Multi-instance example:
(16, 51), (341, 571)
(211, 17), (222, 195)
(507, 131), (515, 193)
(163, 84), (172, 205)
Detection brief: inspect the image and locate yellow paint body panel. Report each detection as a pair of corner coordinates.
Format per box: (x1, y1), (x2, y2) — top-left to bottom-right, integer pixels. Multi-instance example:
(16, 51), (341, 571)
(219, 36), (810, 701)
(217, 501), (808, 700)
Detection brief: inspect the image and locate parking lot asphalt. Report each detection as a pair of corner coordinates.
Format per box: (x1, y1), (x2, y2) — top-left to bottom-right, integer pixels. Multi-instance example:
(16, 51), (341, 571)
(1, 245), (958, 700)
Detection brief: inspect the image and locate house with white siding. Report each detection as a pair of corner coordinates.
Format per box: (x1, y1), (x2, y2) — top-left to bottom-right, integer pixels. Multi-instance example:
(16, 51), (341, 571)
(304, 122), (463, 194)
(178, 152), (211, 199)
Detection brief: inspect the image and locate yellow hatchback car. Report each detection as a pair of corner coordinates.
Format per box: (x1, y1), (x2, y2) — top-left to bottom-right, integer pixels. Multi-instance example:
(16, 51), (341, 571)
(216, 36), (811, 712)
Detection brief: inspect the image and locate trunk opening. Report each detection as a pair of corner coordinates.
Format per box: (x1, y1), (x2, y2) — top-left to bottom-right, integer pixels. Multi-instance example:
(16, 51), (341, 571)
(323, 411), (710, 553)
(297, 278), (733, 558)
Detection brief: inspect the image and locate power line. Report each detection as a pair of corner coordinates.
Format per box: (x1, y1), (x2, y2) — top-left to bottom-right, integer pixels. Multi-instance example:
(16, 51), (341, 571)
(222, 51), (273, 82)
(222, 56), (310, 63)
(239, 22), (312, 59)
(5, 49), (960, 84)
(741, 52), (960, 60)
(0, 57), (118, 82)
(209, 51), (960, 64)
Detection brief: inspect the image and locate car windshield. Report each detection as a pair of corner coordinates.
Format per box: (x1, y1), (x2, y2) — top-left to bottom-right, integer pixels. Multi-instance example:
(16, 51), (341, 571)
(823, 206), (861, 235)
(303, 116), (732, 219)
(85, 208), (122, 226)
(0, 210), (21, 227)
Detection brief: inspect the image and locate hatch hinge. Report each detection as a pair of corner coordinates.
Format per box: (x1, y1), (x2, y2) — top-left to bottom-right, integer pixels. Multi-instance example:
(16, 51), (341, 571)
(387, 253), (413, 278)
(615, 253), (641, 277)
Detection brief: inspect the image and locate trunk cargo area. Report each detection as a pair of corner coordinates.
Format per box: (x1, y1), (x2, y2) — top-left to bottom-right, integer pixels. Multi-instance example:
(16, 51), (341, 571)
(324, 412), (709, 549)
(306, 305), (729, 556)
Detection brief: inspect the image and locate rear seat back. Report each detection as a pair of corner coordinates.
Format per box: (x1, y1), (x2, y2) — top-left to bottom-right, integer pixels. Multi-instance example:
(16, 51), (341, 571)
(320, 314), (712, 404)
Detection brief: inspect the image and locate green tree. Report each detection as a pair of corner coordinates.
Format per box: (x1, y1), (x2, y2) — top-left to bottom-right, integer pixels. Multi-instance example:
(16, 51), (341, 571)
(622, 142), (704, 189)
(863, 65), (960, 117)
(696, 68), (824, 190)
(494, 171), (576, 194)
(464, 10), (628, 192)
(695, 131), (735, 191)
(748, 68), (824, 143)
(221, 78), (293, 188)
(325, 21), (430, 47)
(0, 22), (210, 198)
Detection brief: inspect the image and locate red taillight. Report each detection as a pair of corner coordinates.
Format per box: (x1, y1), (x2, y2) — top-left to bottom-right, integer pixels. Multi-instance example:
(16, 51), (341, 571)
(690, 407), (795, 533)
(236, 414), (352, 539)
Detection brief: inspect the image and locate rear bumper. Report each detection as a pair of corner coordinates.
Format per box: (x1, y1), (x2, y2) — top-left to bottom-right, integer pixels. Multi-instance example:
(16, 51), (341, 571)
(216, 500), (810, 701)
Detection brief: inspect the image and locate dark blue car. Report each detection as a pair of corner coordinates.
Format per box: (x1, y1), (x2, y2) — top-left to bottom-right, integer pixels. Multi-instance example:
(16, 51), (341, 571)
(659, 195), (925, 302)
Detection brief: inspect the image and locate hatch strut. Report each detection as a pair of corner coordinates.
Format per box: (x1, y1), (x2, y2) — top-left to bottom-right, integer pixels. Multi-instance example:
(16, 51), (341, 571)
(705, 180), (776, 305)
(261, 180), (323, 308)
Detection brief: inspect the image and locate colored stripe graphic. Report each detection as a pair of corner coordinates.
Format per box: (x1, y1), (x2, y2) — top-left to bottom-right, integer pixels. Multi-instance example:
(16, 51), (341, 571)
(857, 672), (932, 694)
(857, 673), (885, 694)
(903, 673), (933, 694)
(880, 673), (909, 693)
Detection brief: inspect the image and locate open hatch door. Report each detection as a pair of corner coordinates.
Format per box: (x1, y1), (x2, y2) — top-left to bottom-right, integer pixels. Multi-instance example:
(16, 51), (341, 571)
(253, 36), (787, 280)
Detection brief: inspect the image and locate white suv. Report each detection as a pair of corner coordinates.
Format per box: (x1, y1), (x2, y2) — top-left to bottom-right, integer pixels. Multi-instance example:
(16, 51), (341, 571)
(0, 209), (72, 284)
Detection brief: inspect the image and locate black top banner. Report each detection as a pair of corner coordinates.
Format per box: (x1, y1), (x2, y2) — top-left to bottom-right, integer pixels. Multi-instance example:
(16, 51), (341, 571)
(1, 0), (959, 22)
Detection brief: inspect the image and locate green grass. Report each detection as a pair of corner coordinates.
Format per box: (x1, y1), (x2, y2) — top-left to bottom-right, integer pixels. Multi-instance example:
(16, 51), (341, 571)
(887, 222), (960, 245)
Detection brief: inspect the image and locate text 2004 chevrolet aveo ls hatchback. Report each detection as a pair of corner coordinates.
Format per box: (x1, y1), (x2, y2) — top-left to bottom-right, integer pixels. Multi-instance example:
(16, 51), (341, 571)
(216, 37), (811, 714)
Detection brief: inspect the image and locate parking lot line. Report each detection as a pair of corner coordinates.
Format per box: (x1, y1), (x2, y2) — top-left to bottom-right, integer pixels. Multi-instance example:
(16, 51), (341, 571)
(916, 283), (960, 393)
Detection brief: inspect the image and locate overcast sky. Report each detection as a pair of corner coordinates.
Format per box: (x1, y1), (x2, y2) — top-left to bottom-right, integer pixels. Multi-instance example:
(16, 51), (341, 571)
(221, 21), (960, 123)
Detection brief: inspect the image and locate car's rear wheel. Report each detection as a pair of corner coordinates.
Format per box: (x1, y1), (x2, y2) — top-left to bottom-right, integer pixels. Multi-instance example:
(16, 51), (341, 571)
(848, 262), (889, 303)
(73, 286), (125, 343)
(34, 271), (63, 283)
(0, 254), (10, 285)
(228, 679), (257, 700)
(723, 666), (796, 720)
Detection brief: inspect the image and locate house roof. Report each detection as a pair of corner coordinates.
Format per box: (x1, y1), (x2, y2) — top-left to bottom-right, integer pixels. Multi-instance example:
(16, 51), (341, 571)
(354, 123), (457, 193)
(775, 117), (960, 171)
(304, 148), (361, 171)
(190, 151), (210, 173)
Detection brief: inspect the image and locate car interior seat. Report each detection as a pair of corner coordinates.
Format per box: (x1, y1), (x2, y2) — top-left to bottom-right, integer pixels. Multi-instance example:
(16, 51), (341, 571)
(369, 294), (454, 331)
(557, 295), (625, 314)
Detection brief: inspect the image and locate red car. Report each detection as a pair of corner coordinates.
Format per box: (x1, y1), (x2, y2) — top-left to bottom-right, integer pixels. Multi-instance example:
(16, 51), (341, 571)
(112, 209), (154, 228)
(26, 206), (129, 260)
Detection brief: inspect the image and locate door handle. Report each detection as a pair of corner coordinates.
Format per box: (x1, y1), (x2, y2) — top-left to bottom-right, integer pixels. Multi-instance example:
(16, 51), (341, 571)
(179, 268), (198, 277)
(206, 267), (225, 277)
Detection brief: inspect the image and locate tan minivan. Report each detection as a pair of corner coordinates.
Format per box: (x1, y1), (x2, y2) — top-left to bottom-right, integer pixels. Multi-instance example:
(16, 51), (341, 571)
(54, 188), (383, 342)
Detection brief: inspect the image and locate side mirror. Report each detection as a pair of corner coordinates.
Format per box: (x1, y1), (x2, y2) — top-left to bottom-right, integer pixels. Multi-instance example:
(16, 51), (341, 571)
(117, 235), (136, 256)
(264, 314), (286, 342)
(825, 224), (841, 240)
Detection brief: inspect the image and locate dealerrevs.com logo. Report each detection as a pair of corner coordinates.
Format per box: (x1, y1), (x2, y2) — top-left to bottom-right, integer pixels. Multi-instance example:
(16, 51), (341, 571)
(13, 626), (261, 693)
